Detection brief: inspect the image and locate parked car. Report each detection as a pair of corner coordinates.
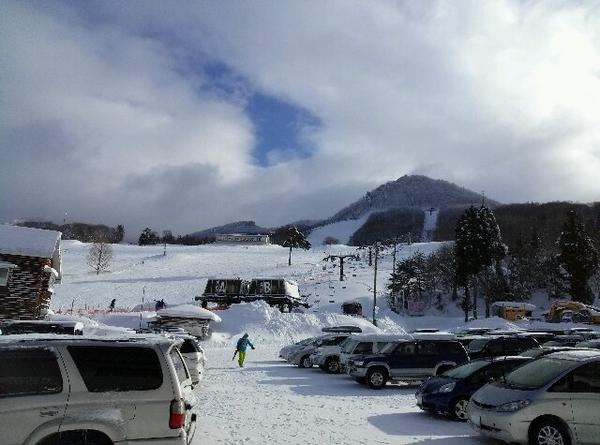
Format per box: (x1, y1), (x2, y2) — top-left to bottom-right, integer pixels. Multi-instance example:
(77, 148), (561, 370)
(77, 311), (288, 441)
(0, 319), (84, 335)
(0, 334), (197, 445)
(468, 349), (600, 445)
(279, 337), (316, 361)
(455, 328), (495, 337)
(542, 334), (584, 347)
(311, 333), (408, 374)
(416, 356), (531, 420)
(520, 346), (583, 359)
(466, 335), (540, 360)
(174, 334), (206, 385)
(347, 336), (469, 389)
(288, 334), (350, 368)
(575, 339), (600, 349)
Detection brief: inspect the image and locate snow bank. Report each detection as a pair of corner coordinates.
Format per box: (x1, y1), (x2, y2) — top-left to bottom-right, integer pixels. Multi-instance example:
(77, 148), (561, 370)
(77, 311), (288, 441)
(207, 301), (393, 347)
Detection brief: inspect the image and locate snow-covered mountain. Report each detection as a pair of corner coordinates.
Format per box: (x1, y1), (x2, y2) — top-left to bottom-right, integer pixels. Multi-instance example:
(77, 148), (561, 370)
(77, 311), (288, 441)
(327, 175), (497, 223)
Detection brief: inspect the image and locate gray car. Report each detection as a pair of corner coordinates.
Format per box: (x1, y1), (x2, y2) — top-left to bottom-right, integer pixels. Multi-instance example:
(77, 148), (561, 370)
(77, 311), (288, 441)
(468, 349), (600, 445)
(288, 334), (350, 368)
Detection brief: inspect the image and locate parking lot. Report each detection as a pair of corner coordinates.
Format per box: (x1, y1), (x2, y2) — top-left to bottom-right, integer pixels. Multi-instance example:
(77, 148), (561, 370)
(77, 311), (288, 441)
(194, 345), (499, 445)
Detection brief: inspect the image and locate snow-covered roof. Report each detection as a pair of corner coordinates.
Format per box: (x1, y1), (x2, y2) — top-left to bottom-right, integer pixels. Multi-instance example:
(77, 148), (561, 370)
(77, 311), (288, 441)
(0, 225), (61, 258)
(491, 301), (536, 310)
(158, 304), (222, 322)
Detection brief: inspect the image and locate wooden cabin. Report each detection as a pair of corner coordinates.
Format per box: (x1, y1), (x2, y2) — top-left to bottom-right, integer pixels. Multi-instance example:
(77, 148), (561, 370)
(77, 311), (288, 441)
(0, 225), (62, 320)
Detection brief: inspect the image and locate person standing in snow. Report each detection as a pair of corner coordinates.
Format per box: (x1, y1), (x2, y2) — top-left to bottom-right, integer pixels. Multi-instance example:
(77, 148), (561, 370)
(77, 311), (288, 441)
(109, 298), (116, 312)
(235, 333), (255, 367)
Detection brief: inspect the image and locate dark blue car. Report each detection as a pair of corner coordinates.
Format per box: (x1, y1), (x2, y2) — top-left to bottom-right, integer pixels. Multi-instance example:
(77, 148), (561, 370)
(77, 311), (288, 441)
(415, 356), (531, 420)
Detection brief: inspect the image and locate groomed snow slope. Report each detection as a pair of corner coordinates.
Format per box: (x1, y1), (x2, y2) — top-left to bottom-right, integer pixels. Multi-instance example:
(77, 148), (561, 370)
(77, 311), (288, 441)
(307, 214), (371, 246)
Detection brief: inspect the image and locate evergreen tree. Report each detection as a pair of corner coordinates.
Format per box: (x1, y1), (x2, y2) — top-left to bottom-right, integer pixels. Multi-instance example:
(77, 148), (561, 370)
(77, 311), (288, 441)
(454, 205), (507, 320)
(138, 227), (160, 246)
(282, 226), (311, 265)
(115, 225), (125, 243)
(557, 210), (599, 304)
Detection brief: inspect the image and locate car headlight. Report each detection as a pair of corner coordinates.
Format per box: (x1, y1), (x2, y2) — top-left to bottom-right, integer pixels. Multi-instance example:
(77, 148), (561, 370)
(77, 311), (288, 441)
(496, 400), (530, 412)
(434, 382), (456, 394)
(354, 360), (365, 367)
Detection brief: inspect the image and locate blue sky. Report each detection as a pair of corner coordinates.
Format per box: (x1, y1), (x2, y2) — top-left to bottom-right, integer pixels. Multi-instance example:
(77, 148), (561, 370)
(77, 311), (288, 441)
(204, 62), (319, 167)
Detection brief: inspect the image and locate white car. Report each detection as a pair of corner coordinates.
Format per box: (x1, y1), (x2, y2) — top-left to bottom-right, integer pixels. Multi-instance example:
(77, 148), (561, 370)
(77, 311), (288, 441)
(0, 334), (197, 445)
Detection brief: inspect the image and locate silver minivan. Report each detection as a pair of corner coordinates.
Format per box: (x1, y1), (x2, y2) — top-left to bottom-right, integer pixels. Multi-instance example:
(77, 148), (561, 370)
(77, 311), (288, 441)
(468, 349), (600, 445)
(0, 334), (197, 445)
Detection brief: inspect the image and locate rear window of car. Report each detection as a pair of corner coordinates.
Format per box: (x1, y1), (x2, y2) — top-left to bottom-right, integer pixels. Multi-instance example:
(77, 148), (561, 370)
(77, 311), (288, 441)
(179, 339), (199, 353)
(169, 348), (189, 384)
(68, 346), (163, 392)
(0, 348), (63, 397)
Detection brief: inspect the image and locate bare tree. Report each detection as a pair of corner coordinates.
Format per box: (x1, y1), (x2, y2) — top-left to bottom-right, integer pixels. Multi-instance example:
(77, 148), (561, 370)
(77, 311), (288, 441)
(87, 234), (113, 275)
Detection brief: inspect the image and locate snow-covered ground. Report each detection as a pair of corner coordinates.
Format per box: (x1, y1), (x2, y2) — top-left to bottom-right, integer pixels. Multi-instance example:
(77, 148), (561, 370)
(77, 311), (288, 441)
(194, 345), (487, 445)
(49, 240), (597, 445)
(421, 208), (439, 242)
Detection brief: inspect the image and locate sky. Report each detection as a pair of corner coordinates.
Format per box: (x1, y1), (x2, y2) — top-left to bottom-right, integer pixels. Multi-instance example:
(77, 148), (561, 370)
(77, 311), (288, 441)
(1, 0), (600, 239)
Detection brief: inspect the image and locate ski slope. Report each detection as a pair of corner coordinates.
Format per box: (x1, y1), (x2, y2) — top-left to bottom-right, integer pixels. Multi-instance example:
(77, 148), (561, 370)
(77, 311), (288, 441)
(307, 214), (371, 246)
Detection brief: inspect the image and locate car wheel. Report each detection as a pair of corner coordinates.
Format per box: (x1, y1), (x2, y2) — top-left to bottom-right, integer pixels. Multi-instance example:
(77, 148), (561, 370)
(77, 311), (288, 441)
(530, 420), (571, 445)
(366, 368), (388, 389)
(451, 397), (469, 421)
(299, 355), (312, 368)
(325, 357), (340, 374)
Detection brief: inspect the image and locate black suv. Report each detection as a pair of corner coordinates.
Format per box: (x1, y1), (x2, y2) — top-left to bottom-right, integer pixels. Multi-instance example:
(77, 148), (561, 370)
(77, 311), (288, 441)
(347, 337), (469, 389)
(466, 335), (540, 360)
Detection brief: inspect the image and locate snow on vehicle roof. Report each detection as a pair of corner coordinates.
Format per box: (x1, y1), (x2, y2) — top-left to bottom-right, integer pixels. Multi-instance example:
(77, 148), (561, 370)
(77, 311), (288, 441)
(0, 225), (61, 258)
(158, 304), (222, 322)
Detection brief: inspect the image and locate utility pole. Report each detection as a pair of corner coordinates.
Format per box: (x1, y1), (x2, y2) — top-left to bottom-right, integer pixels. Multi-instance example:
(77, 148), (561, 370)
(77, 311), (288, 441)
(372, 242), (379, 326)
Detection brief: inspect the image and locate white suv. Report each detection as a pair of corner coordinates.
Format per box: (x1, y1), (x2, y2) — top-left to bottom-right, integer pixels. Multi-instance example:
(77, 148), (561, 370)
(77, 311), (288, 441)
(0, 334), (197, 445)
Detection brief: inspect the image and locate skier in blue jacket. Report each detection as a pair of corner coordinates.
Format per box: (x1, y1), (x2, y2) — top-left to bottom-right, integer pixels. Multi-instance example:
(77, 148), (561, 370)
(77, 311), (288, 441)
(235, 333), (255, 367)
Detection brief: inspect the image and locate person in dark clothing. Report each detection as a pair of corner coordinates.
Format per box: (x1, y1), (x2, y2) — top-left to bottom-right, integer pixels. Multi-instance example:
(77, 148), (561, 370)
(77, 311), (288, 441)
(109, 298), (116, 312)
(235, 333), (255, 367)
(155, 299), (166, 311)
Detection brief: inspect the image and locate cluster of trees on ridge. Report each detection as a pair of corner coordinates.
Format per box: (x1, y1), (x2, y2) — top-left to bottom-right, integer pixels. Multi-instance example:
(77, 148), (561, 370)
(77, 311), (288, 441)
(388, 204), (600, 321)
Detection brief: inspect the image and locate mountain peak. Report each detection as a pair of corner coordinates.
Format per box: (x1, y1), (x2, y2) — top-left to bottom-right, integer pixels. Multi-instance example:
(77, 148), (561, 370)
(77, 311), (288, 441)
(329, 175), (497, 222)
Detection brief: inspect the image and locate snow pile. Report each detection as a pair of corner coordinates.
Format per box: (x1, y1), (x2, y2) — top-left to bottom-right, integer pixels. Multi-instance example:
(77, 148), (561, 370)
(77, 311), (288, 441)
(207, 301), (395, 347)
(158, 304), (222, 322)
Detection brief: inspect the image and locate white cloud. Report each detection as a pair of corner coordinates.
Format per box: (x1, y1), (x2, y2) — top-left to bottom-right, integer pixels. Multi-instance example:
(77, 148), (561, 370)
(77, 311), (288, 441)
(1, 0), (600, 238)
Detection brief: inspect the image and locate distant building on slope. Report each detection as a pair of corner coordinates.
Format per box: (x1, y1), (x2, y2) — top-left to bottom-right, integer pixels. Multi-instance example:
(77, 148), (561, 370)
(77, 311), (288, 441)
(0, 225), (62, 320)
(215, 233), (270, 245)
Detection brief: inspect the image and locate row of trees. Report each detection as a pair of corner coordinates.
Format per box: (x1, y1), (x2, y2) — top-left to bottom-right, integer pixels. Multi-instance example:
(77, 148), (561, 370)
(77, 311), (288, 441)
(388, 205), (600, 321)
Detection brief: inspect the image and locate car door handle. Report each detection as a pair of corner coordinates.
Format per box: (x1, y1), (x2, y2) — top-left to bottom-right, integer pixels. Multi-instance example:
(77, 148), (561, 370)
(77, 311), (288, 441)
(40, 409), (59, 417)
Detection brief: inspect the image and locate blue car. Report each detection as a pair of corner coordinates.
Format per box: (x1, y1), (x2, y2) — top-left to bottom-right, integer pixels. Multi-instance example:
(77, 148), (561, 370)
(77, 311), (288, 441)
(415, 356), (531, 420)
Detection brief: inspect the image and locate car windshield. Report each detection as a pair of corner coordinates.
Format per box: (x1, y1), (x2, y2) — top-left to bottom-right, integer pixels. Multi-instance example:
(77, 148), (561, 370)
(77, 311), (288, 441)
(341, 339), (359, 353)
(467, 338), (489, 352)
(442, 360), (489, 379)
(503, 358), (575, 390)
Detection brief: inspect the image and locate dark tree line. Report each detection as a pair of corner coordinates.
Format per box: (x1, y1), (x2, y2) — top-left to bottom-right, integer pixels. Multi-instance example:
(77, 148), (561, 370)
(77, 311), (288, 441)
(389, 205), (600, 321)
(18, 221), (125, 243)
